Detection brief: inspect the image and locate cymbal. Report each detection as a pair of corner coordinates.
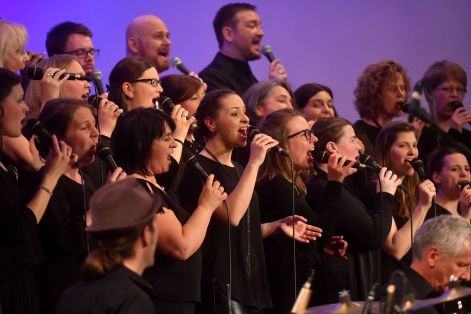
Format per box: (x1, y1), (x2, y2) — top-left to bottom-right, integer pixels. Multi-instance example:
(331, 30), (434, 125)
(403, 286), (471, 312)
(306, 301), (381, 314)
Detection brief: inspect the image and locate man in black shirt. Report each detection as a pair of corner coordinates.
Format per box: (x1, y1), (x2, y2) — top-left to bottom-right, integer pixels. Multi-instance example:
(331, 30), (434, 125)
(56, 178), (161, 314)
(200, 3), (288, 96)
(403, 215), (471, 313)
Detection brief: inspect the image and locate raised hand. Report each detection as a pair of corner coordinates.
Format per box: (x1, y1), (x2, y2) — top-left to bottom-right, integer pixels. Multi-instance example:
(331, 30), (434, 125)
(248, 133), (279, 167)
(377, 167), (402, 195)
(327, 153), (357, 183)
(278, 215), (322, 243)
(268, 59), (288, 82)
(198, 174), (228, 212)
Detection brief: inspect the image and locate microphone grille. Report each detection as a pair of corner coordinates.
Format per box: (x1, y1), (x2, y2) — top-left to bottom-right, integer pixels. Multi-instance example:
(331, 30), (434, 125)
(262, 45), (272, 55)
(91, 70), (102, 80)
(96, 143), (111, 159)
(171, 57), (182, 67)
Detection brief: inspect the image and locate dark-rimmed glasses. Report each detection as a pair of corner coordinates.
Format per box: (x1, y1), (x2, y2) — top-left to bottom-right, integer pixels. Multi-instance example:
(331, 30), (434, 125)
(64, 48), (100, 59)
(287, 129), (312, 142)
(129, 78), (161, 87)
(436, 86), (467, 96)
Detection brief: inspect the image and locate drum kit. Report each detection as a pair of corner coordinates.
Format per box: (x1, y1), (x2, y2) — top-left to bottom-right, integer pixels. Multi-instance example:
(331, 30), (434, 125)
(305, 286), (471, 313)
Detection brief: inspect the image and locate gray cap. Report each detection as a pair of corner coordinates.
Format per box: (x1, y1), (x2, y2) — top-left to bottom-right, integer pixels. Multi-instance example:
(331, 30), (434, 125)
(87, 177), (162, 232)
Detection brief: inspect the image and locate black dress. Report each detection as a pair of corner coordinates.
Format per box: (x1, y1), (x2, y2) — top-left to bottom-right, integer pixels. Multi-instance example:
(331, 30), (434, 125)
(137, 179), (202, 314)
(306, 170), (394, 303)
(256, 176), (320, 314)
(180, 155), (272, 313)
(199, 52), (258, 96)
(0, 162), (43, 314)
(56, 266), (156, 314)
(36, 174), (95, 314)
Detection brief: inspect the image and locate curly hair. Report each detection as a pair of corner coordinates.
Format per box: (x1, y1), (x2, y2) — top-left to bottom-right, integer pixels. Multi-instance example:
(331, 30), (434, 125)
(354, 60), (410, 120)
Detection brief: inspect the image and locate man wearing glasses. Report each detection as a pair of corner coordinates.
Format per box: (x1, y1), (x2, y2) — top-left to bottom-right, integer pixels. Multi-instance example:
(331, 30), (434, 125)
(46, 21), (98, 75)
(418, 60), (471, 161)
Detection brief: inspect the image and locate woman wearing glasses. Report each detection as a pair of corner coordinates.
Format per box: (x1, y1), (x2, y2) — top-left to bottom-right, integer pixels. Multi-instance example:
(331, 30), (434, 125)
(108, 57), (194, 172)
(418, 60), (471, 161)
(255, 109), (326, 313)
(180, 90), (319, 314)
(307, 117), (401, 303)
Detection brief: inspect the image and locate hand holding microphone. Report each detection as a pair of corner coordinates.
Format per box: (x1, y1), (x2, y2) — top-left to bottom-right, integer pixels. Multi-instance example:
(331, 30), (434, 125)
(459, 181), (471, 220)
(263, 45), (288, 81)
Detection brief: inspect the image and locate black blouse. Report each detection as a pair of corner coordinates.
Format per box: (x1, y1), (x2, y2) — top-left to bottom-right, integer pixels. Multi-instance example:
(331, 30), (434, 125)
(180, 155), (272, 309)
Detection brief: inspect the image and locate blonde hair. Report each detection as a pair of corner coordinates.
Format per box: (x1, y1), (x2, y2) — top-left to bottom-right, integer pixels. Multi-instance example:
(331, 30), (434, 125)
(0, 20), (28, 68)
(24, 54), (78, 119)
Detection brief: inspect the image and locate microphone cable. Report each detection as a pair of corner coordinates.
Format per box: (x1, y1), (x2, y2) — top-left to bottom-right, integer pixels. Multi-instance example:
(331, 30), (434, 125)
(288, 154), (298, 302)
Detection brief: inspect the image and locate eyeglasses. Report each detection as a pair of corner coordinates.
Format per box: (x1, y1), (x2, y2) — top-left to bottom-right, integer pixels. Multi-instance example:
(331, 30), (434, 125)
(436, 86), (467, 95)
(129, 78), (161, 87)
(287, 129), (312, 142)
(64, 48), (100, 59)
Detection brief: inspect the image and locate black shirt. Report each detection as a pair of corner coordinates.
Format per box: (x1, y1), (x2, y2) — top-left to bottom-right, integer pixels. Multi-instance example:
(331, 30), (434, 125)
(353, 119), (381, 157)
(56, 266), (155, 314)
(180, 155), (272, 309)
(199, 52), (258, 96)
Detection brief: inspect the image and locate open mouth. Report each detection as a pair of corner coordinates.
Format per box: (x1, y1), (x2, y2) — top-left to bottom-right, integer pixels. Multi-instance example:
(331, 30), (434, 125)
(239, 127), (248, 140)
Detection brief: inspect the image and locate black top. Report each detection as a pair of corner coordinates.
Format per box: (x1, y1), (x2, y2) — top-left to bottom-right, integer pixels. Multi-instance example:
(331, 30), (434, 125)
(0, 162), (43, 267)
(36, 173), (95, 313)
(353, 119), (381, 157)
(137, 179), (202, 303)
(306, 170), (395, 302)
(55, 266), (156, 314)
(418, 125), (471, 164)
(199, 52), (258, 96)
(256, 176), (320, 313)
(180, 155), (272, 309)
(0, 161), (43, 314)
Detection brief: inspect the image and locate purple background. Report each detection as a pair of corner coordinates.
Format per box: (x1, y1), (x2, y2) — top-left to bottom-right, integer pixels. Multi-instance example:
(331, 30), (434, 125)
(3, 0), (471, 122)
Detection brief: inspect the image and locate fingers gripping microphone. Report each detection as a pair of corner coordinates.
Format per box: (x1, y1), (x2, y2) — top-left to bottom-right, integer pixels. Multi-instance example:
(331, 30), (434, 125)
(247, 125), (289, 156)
(262, 45), (276, 63)
(313, 150), (367, 169)
(96, 144), (119, 172)
(409, 158), (426, 181)
(26, 67), (89, 81)
(450, 101), (471, 126)
(171, 57), (191, 75)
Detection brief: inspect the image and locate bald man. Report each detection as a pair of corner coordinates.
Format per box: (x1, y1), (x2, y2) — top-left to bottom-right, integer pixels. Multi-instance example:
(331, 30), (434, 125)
(126, 15), (172, 73)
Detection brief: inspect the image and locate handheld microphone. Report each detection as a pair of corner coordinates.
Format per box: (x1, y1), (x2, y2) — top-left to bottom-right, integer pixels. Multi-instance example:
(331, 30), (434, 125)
(87, 94), (103, 108)
(90, 70), (105, 95)
(247, 125), (289, 156)
(186, 154), (210, 180)
(26, 118), (53, 157)
(290, 270), (315, 314)
(409, 158), (426, 181)
(26, 67), (89, 81)
(313, 150), (367, 169)
(261, 45), (276, 63)
(450, 101), (471, 127)
(96, 144), (119, 172)
(158, 95), (176, 114)
(171, 57), (191, 75)
(359, 154), (382, 172)
(458, 181), (471, 191)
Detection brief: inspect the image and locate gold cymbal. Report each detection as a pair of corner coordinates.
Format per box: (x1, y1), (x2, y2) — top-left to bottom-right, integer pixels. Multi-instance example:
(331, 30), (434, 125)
(403, 286), (471, 312)
(306, 301), (381, 314)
